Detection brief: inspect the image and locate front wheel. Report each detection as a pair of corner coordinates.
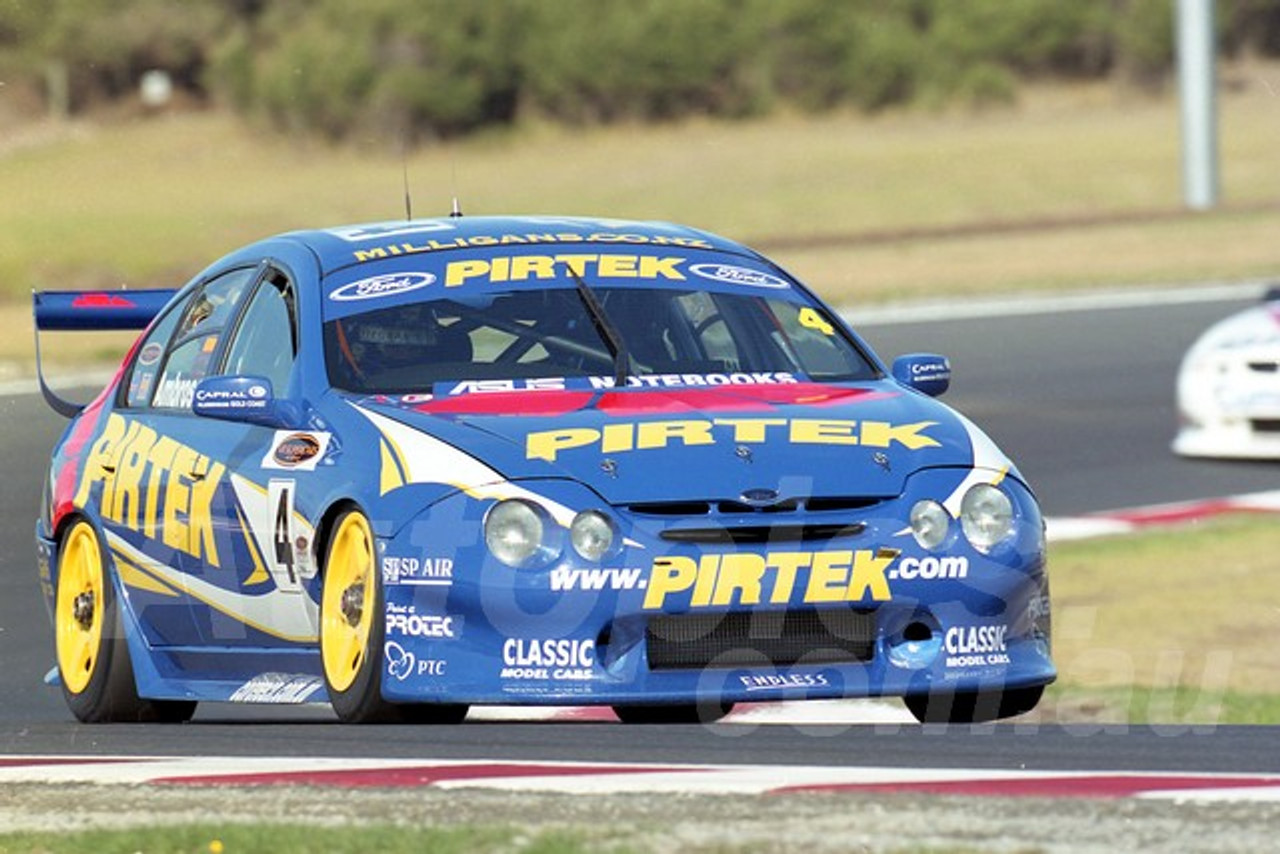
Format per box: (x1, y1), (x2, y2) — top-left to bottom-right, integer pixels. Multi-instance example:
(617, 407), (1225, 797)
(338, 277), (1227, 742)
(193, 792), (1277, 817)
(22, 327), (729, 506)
(320, 509), (468, 724)
(904, 685), (1044, 724)
(321, 509), (396, 723)
(612, 702), (734, 724)
(55, 519), (196, 723)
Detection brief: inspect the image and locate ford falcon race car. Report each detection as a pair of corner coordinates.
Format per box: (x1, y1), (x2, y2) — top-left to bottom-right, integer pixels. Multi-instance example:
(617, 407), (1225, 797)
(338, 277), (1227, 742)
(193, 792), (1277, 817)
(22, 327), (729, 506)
(33, 215), (1053, 725)
(1173, 289), (1280, 458)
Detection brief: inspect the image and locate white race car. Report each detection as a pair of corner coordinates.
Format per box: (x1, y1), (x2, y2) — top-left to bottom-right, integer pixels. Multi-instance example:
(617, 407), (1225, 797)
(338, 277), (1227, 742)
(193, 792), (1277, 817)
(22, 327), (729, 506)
(1174, 291), (1280, 458)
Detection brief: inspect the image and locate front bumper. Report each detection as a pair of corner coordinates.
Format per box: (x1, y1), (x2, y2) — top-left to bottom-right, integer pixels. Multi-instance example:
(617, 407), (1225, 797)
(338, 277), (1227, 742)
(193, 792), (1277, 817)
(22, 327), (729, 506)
(375, 474), (1056, 706)
(1173, 420), (1280, 459)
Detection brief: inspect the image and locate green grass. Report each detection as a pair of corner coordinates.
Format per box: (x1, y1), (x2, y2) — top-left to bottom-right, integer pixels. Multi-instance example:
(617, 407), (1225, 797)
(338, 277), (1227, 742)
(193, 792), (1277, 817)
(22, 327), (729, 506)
(1043, 683), (1280, 727)
(0, 823), (613, 854)
(0, 824), (1037, 854)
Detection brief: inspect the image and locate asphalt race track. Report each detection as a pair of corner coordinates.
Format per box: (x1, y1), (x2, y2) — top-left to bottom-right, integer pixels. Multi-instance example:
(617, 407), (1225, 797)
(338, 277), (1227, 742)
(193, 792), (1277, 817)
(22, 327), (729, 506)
(2, 289), (1277, 772)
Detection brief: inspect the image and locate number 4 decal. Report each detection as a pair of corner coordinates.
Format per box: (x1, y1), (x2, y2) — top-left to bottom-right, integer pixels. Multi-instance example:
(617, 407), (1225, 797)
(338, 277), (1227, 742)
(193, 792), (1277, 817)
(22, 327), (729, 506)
(268, 479), (300, 593)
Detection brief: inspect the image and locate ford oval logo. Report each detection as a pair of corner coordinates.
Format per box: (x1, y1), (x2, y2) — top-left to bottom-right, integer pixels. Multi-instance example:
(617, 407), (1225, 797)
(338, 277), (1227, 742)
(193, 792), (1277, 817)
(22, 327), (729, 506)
(329, 272), (435, 302)
(690, 263), (789, 289)
(739, 487), (780, 507)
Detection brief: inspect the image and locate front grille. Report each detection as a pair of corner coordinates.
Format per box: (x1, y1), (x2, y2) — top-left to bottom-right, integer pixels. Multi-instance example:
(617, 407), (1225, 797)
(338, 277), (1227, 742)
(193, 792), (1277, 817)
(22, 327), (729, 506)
(1251, 419), (1280, 434)
(716, 499), (802, 515)
(1247, 361), (1280, 374)
(627, 495), (883, 545)
(627, 501), (713, 517)
(659, 522), (865, 545)
(646, 608), (876, 670)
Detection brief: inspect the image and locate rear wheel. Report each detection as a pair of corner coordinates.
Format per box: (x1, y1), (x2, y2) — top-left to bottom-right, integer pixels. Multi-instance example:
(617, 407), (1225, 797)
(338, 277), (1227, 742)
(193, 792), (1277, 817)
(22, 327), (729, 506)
(904, 685), (1044, 724)
(55, 519), (197, 723)
(612, 702), (734, 724)
(320, 509), (468, 724)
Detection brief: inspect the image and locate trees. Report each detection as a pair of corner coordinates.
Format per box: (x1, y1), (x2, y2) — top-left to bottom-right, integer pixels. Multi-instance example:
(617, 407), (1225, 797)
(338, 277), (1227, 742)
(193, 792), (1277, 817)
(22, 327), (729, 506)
(1, 0), (1276, 139)
(208, 0), (525, 141)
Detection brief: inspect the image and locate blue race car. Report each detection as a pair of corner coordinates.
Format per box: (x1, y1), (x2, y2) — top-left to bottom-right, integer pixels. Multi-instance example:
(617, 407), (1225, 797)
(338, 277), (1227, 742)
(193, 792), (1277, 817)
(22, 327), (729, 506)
(33, 216), (1053, 724)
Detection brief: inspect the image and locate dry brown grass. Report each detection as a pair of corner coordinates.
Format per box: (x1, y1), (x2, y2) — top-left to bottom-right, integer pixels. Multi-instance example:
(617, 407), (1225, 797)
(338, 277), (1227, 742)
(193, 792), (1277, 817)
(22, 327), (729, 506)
(1049, 514), (1280, 696)
(7, 65), (1280, 373)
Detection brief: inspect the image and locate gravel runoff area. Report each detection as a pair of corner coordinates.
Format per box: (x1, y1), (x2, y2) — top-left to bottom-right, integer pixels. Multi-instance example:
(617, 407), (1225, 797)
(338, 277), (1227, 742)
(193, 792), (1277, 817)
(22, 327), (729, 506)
(3, 782), (1280, 852)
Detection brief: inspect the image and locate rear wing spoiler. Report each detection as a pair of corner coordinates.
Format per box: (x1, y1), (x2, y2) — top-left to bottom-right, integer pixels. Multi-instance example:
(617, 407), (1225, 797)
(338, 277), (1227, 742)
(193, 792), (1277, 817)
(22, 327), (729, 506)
(32, 289), (177, 418)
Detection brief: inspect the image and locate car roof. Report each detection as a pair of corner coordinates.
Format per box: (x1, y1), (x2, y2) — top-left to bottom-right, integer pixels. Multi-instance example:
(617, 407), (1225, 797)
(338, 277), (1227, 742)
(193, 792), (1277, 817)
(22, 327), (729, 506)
(270, 215), (754, 279)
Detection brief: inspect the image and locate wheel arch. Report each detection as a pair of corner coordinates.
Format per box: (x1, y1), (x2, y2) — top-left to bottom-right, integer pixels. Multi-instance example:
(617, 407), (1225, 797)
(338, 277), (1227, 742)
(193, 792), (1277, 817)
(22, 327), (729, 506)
(52, 506), (92, 545)
(50, 510), (126, 606)
(312, 497), (368, 579)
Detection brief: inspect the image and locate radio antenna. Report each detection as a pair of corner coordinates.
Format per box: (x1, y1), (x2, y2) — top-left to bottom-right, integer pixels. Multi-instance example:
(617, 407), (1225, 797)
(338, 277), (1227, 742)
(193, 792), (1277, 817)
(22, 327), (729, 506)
(401, 152), (413, 221)
(449, 155), (463, 217)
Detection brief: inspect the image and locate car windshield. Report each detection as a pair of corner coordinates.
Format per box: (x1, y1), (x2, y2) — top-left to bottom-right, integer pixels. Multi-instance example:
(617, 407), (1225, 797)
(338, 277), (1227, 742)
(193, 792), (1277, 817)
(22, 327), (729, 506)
(323, 285), (879, 394)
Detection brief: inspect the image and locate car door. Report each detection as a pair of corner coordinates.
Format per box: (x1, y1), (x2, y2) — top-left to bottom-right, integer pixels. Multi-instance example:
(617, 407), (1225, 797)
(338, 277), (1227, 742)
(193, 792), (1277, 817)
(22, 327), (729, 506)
(197, 264), (323, 648)
(111, 263), (315, 649)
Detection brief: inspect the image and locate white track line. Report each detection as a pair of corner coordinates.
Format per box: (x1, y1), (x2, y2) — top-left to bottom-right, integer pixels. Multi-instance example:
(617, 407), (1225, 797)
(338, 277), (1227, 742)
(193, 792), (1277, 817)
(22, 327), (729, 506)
(844, 280), (1268, 326)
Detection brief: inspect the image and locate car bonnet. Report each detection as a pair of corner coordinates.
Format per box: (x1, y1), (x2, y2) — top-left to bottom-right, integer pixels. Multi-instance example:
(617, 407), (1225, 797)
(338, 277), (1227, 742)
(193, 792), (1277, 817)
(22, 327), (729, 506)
(349, 381), (1003, 506)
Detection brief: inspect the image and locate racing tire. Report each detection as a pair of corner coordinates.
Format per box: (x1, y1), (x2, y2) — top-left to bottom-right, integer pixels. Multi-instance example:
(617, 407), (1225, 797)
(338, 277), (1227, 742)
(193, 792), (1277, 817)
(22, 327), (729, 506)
(321, 509), (402, 723)
(611, 702), (734, 724)
(904, 685), (1045, 724)
(55, 519), (197, 723)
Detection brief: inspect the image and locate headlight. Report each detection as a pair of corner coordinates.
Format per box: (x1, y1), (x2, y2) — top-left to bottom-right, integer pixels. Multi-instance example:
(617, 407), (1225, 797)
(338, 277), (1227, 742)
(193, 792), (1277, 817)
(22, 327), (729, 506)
(960, 483), (1014, 552)
(909, 499), (949, 550)
(570, 510), (616, 561)
(485, 499), (551, 567)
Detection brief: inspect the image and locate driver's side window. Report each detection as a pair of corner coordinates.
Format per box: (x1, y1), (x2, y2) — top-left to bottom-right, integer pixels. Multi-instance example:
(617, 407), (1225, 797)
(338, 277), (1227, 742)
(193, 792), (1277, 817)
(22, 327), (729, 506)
(223, 271), (297, 393)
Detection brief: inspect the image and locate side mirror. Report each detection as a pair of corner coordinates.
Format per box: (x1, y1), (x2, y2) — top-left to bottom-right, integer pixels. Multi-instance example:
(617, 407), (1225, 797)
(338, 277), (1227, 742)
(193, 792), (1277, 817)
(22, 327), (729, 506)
(192, 375), (299, 428)
(892, 353), (951, 398)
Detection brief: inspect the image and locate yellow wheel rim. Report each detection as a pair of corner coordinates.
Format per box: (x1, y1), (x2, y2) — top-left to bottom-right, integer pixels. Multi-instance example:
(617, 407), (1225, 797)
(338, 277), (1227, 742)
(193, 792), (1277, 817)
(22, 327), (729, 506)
(56, 522), (105, 695)
(321, 513), (376, 693)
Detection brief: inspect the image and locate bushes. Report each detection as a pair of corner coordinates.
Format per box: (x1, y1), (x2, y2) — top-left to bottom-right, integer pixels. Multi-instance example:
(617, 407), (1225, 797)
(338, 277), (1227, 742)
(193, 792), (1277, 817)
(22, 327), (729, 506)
(0, 0), (1276, 138)
(521, 0), (770, 122)
(209, 0), (525, 141)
